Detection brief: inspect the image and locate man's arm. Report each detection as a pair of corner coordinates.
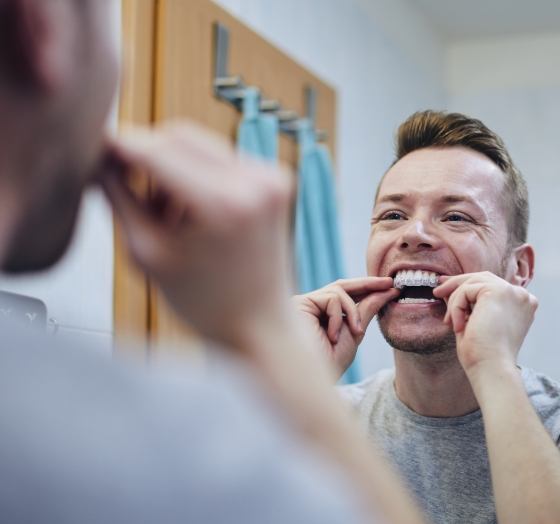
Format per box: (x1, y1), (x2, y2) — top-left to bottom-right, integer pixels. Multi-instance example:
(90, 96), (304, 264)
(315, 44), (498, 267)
(101, 122), (426, 524)
(472, 364), (560, 524)
(435, 272), (560, 524)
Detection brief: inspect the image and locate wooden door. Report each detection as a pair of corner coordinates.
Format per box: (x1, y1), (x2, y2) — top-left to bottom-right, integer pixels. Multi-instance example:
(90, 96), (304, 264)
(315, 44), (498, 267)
(115, 0), (338, 353)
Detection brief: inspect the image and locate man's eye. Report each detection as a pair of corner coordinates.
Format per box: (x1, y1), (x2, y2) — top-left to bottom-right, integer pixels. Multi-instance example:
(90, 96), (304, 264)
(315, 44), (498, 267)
(380, 211), (406, 220)
(443, 213), (470, 222)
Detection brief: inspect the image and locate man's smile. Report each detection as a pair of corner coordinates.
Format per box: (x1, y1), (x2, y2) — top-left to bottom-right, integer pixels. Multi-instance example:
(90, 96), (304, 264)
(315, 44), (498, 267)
(392, 269), (440, 304)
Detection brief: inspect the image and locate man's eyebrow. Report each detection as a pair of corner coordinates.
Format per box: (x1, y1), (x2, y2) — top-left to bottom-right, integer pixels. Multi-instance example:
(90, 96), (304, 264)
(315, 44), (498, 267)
(376, 193), (407, 204)
(376, 193), (484, 209)
(440, 194), (478, 205)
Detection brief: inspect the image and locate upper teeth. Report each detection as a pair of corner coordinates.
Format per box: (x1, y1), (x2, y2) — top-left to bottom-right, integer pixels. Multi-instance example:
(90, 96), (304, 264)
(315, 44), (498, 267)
(393, 270), (439, 289)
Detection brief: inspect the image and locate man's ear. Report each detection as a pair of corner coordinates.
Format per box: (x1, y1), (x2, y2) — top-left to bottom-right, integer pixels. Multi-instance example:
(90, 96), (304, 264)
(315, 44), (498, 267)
(0, 0), (74, 93)
(508, 243), (535, 288)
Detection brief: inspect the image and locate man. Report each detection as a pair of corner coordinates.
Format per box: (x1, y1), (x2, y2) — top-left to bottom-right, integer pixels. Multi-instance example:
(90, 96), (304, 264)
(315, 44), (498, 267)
(294, 110), (560, 524)
(0, 1), (424, 522)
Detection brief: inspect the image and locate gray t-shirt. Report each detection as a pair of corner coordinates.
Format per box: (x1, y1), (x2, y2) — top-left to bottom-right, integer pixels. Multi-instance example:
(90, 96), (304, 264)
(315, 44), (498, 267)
(0, 334), (373, 524)
(341, 367), (560, 524)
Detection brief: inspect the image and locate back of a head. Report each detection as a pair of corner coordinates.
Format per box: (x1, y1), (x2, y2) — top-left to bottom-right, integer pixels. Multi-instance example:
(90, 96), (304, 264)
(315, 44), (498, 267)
(389, 110), (529, 248)
(0, 0), (118, 273)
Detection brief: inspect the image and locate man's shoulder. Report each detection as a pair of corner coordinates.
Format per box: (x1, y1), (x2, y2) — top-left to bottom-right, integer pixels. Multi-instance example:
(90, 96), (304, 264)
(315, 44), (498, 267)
(522, 367), (560, 403)
(338, 368), (395, 409)
(0, 337), (370, 523)
(521, 367), (560, 443)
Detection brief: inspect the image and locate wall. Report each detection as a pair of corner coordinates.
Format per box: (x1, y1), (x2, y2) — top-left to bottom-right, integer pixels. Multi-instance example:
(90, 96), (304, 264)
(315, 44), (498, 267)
(445, 32), (560, 380)
(213, 0), (446, 375)
(0, 1), (121, 354)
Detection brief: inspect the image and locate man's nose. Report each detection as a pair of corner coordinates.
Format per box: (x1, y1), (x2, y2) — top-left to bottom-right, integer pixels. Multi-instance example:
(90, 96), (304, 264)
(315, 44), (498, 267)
(399, 219), (439, 250)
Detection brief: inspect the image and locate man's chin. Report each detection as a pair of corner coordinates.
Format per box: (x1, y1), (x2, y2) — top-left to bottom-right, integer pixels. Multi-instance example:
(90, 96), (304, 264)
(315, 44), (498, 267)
(2, 234), (72, 274)
(1, 176), (84, 274)
(377, 312), (456, 356)
(380, 327), (456, 356)
(1, 209), (78, 274)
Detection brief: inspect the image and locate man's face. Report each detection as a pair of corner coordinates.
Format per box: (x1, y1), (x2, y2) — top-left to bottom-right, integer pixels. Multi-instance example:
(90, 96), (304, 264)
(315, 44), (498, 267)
(366, 146), (512, 354)
(1, 0), (119, 272)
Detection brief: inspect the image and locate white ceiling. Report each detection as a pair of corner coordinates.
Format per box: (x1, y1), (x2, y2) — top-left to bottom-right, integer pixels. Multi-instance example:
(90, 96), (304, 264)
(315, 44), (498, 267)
(407, 0), (560, 41)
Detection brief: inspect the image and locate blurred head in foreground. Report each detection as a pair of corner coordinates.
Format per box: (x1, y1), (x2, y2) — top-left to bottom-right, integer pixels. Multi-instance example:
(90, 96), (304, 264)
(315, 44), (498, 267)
(0, 0), (118, 272)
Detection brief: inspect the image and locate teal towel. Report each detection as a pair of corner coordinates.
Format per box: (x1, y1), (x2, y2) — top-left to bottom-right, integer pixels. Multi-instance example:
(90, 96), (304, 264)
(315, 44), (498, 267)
(294, 120), (360, 384)
(237, 88), (279, 162)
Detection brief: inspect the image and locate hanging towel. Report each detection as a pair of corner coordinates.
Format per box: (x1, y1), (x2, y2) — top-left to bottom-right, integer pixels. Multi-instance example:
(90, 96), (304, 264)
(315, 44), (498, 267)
(294, 120), (360, 384)
(237, 87), (279, 162)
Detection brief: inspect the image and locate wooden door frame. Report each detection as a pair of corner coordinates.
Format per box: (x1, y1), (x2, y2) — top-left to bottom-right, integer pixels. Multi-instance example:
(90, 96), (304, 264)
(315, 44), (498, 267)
(113, 0), (158, 351)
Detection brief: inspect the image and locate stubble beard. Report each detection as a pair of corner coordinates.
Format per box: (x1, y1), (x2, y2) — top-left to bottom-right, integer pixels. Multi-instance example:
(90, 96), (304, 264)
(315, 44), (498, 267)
(378, 318), (457, 356)
(376, 307), (457, 356)
(1, 171), (83, 273)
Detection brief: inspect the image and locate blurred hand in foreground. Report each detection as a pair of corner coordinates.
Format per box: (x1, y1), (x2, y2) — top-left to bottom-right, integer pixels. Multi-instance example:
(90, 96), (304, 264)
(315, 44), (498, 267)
(100, 122), (294, 350)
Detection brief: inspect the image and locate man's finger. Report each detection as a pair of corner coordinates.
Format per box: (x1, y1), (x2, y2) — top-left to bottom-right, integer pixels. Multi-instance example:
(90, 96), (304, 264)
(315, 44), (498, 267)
(446, 283), (484, 333)
(434, 273), (494, 299)
(161, 120), (235, 169)
(101, 170), (152, 234)
(331, 277), (395, 300)
(333, 289), (363, 336)
(101, 171), (167, 271)
(326, 296), (344, 344)
(358, 288), (400, 326)
(111, 130), (230, 210)
(434, 275), (472, 299)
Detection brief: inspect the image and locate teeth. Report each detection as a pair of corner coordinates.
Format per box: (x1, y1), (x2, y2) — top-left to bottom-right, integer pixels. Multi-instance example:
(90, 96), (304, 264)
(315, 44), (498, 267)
(398, 297), (437, 304)
(393, 270), (439, 289)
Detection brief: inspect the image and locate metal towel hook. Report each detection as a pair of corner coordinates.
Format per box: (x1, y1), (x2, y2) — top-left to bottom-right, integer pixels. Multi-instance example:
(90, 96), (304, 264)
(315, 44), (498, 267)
(212, 22), (328, 142)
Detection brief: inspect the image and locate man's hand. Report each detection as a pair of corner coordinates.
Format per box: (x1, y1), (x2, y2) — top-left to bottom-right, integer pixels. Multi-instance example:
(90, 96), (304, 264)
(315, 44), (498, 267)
(433, 271), (538, 378)
(100, 122), (294, 350)
(292, 278), (399, 376)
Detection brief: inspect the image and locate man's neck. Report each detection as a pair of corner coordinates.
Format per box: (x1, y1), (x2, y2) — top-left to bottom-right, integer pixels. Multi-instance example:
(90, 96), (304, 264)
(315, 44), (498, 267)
(393, 349), (479, 417)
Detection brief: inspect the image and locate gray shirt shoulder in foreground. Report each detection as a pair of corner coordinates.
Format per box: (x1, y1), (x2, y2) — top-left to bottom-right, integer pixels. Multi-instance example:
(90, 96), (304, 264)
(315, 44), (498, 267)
(340, 367), (560, 524)
(0, 334), (374, 524)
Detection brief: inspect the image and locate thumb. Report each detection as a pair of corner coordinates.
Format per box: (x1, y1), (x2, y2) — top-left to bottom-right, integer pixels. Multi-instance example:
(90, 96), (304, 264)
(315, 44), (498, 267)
(100, 169), (165, 272)
(358, 288), (400, 327)
(100, 167), (150, 234)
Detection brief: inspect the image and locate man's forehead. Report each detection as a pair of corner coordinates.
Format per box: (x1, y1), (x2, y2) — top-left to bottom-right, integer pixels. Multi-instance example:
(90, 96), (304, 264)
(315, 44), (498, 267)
(376, 147), (505, 204)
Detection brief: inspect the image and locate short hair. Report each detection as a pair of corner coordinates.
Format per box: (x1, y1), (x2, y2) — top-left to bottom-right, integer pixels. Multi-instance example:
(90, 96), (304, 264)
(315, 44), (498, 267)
(380, 110), (529, 247)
